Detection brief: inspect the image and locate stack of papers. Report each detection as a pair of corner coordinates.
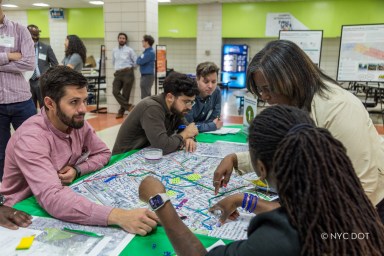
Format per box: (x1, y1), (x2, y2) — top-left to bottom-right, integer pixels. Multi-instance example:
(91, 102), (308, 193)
(204, 127), (241, 135)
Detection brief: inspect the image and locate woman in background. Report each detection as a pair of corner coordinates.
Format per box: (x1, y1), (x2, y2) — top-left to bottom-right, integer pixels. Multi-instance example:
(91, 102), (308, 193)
(62, 35), (87, 72)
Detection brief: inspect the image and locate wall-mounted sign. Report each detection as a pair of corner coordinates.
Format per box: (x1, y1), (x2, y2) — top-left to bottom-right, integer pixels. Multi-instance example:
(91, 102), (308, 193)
(50, 8), (64, 20)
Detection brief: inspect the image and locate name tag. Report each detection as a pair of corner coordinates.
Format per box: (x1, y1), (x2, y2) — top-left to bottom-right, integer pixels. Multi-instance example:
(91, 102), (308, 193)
(0, 35), (15, 48)
(38, 53), (47, 60)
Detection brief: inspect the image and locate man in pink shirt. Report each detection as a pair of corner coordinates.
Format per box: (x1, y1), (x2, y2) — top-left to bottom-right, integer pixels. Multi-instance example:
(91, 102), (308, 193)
(0, 2), (37, 181)
(1, 66), (158, 236)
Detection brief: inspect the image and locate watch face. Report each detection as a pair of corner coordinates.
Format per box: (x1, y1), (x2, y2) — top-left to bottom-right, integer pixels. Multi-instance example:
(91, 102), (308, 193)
(149, 194), (164, 210)
(0, 194), (5, 206)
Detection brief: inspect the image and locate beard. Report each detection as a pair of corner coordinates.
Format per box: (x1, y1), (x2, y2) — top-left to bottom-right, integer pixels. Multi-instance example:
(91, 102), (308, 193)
(119, 41), (126, 46)
(170, 102), (188, 117)
(56, 105), (85, 129)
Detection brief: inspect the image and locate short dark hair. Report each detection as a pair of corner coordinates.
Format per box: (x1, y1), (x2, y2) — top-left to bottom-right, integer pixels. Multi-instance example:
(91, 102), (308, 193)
(27, 24), (40, 32)
(118, 32), (128, 41)
(143, 35), (155, 46)
(40, 66), (88, 110)
(196, 62), (219, 79)
(163, 72), (199, 97)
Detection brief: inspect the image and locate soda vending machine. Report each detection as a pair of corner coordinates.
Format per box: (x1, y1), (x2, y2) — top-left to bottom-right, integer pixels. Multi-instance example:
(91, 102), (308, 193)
(221, 44), (248, 88)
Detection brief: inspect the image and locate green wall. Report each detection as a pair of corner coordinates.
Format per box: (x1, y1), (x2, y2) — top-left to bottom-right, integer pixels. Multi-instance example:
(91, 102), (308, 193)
(27, 10), (49, 38)
(67, 8), (104, 38)
(159, 5), (197, 38)
(222, 0), (384, 38)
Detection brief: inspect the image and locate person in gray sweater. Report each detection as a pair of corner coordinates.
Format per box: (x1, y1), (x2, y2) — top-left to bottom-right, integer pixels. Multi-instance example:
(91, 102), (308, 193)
(112, 72), (199, 155)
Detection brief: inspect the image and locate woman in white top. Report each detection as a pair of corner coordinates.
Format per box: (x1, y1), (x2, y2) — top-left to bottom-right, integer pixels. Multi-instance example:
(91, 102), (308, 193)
(213, 39), (384, 223)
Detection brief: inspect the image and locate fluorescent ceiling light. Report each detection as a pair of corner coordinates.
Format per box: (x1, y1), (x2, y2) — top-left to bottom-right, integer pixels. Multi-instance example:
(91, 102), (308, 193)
(2, 4), (19, 8)
(33, 3), (50, 7)
(158, 0), (171, 2)
(89, 1), (104, 5)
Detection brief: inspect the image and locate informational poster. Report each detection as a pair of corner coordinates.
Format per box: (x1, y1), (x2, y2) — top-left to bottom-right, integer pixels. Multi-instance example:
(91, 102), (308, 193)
(337, 24), (384, 82)
(266, 13), (308, 37)
(279, 30), (323, 66)
(156, 45), (167, 77)
(243, 96), (258, 135)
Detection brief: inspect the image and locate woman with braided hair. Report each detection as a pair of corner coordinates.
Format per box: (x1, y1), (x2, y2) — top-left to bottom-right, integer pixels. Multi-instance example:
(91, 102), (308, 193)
(139, 105), (384, 256)
(213, 40), (384, 223)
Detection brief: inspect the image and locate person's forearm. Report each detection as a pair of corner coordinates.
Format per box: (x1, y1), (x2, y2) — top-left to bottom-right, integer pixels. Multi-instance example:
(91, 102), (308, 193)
(157, 202), (207, 256)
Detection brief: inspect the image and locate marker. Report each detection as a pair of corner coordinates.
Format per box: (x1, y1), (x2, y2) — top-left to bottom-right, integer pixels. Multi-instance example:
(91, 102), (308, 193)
(178, 124), (201, 130)
(62, 227), (104, 238)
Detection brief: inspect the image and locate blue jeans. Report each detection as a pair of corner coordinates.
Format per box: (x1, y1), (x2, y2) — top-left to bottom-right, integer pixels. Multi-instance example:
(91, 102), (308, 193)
(0, 99), (36, 181)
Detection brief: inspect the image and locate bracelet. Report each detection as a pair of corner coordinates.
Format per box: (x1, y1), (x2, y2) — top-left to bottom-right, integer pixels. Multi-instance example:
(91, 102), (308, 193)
(73, 165), (82, 179)
(249, 195), (258, 213)
(245, 194), (254, 212)
(242, 193), (248, 209)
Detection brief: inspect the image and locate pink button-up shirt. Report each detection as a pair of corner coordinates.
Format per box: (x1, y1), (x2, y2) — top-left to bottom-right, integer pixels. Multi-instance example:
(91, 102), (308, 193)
(0, 15), (35, 104)
(1, 109), (113, 226)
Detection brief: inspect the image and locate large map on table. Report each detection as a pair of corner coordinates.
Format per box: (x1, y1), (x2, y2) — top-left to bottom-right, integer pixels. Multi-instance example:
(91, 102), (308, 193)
(71, 142), (260, 240)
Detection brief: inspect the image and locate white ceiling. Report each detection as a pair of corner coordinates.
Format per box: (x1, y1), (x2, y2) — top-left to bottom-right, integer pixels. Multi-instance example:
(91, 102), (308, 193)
(1, 0), (319, 10)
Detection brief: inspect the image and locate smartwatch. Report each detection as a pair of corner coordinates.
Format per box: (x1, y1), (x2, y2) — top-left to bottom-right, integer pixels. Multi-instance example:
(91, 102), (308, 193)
(0, 194), (5, 206)
(148, 193), (170, 211)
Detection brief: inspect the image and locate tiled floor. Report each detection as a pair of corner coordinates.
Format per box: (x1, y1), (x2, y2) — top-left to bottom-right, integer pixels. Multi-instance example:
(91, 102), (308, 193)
(88, 89), (384, 150)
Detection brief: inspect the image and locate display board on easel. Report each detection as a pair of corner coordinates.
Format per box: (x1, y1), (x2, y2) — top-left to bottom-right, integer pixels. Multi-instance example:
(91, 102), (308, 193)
(337, 24), (384, 82)
(279, 30), (323, 66)
(155, 45), (167, 94)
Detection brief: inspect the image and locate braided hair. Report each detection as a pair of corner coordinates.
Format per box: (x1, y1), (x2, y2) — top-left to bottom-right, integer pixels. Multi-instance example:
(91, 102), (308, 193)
(249, 105), (384, 255)
(65, 35), (87, 63)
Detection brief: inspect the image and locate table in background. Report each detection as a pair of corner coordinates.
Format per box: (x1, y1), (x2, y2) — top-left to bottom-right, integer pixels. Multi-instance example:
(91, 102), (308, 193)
(14, 125), (247, 255)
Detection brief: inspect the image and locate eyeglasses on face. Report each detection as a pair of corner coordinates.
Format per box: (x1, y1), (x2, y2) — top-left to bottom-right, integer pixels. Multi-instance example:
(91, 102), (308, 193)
(256, 85), (272, 95)
(180, 98), (196, 107)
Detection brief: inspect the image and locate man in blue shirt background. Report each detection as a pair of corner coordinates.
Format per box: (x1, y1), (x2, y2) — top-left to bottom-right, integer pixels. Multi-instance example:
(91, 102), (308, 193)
(137, 35), (155, 99)
(185, 62), (223, 132)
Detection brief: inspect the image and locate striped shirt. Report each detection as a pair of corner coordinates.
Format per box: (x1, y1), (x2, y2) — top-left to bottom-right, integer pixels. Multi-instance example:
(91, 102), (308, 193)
(0, 15), (35, 104)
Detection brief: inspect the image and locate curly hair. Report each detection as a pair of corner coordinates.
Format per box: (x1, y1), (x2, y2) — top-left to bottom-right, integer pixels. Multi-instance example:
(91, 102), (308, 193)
(65, 35), (87, 63)
(163, 71), (199, 97)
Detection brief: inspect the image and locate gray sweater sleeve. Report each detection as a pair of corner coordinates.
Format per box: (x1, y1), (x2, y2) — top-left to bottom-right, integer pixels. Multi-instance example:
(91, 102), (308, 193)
(141, 105), (184, 155)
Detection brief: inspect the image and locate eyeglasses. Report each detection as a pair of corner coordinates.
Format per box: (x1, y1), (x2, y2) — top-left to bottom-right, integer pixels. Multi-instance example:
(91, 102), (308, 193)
(181, 99), (196, 107)
(256, 85), (272, 95)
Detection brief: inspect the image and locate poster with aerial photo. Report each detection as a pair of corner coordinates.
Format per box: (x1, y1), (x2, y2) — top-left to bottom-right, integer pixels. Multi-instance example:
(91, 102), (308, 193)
(337, 24), (384, 82)
(279, 30), (323, 66)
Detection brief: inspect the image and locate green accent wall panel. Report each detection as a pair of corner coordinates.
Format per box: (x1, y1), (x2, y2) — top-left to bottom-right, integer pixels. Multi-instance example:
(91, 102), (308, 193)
(222, 0), (384, 38)
(27, 10), (49, 38)
(67, 8), (104, 38)
(159, 5), (197, 38)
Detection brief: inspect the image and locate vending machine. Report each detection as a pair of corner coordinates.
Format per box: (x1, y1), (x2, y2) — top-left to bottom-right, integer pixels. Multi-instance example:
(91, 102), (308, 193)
(221, 44), (248, 88)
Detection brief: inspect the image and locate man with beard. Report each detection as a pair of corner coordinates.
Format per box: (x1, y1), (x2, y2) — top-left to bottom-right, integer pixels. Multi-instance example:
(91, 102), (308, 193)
(112, 32), (137, 119)
(0, 66), (159, 235)
(185, 62), (223, 132)
(112, 72), (199, 155)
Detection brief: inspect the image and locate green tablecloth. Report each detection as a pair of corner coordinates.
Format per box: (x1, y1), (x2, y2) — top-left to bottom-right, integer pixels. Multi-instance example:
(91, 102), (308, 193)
(14, 125), (247, 255)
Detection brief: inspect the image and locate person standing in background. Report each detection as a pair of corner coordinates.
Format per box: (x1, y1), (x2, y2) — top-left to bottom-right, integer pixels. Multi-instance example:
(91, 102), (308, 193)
(27, 24), (58, 108)
(185, 62), (223, 132)
(136, 35), (155, 99)
(0, 1), (36, 181)
(62, 35), (86, 73)
(112, 32), (137, 119)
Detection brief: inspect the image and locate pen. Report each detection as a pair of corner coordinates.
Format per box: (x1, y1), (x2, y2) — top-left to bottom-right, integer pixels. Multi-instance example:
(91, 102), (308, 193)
(62, 227), (104, 238)
(178, 124), (201, 130)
